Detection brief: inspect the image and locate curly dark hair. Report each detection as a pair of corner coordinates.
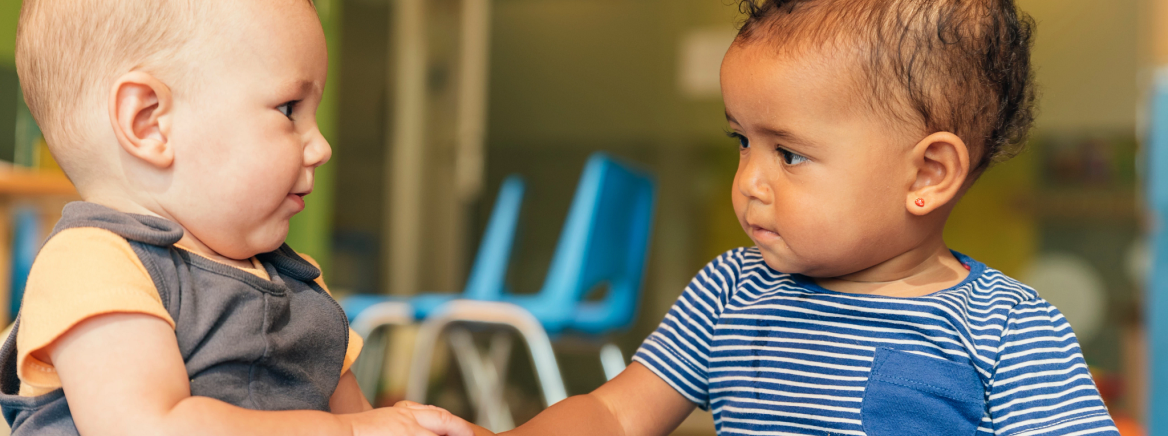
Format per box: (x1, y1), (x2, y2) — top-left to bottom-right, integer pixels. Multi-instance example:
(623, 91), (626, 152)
(735, 0), (1037, 172)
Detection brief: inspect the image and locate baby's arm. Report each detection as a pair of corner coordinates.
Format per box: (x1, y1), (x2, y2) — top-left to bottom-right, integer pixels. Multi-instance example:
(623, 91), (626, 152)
(985, 299), (1118, 435)
(504, 252), (747, 436)
(502, 362), (695, 436)
(48, 313), (471, 436)
(331, 371), (374, 414)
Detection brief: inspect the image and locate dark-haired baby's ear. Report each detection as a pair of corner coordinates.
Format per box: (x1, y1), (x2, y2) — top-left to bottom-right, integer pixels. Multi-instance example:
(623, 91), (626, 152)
(905, 132), (970, 216)
(109, 71), (174, 169)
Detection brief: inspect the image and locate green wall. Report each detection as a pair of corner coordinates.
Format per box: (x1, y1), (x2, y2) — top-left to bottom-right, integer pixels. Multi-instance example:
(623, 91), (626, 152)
(286, 0), (342, 275)
(1, 2), (16, 166)
(1, 1), (16, 66)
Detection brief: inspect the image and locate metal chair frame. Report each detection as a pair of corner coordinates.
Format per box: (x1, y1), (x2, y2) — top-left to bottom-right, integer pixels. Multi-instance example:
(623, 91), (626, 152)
(402, 154), (656, 431)
(345, 175), (526, 400)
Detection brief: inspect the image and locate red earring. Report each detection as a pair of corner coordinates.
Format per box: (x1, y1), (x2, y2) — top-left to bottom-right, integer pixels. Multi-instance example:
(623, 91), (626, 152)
(914, 198), (925, 207)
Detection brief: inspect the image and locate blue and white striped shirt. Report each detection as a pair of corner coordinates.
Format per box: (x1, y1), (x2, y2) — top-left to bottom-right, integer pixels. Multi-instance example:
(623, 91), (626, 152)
(634, 247), (1118, 435)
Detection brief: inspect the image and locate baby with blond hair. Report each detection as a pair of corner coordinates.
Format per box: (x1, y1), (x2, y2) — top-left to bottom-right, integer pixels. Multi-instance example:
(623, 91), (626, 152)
(1, 1), (474, 435)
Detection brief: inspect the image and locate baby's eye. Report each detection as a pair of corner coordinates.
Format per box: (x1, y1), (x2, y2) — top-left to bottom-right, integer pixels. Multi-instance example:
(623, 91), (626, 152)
(725, 131), (749, 149)
(778, 147), (808, 165)
(277, 101), (300, 119)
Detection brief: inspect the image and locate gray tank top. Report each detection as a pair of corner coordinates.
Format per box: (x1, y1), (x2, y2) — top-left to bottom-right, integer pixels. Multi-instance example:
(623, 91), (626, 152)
(0, 202), (350, 435)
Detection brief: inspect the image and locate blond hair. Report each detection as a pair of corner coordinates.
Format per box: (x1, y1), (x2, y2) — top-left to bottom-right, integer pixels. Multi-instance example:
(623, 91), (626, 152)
(16, 0), (214, 184)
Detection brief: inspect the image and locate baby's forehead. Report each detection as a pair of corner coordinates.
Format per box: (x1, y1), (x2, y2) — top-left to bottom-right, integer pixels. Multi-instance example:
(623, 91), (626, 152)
(726, 39), (920, 127)
(722, 41), (923, 149)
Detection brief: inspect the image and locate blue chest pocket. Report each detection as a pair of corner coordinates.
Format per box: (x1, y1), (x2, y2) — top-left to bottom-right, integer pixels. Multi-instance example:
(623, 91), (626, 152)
(861, 348), (985, 436)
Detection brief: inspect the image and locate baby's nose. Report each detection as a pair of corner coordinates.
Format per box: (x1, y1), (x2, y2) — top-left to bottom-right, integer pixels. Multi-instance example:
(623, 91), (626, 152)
(736, 159), (773, 203)
(305, 133), (332, 167)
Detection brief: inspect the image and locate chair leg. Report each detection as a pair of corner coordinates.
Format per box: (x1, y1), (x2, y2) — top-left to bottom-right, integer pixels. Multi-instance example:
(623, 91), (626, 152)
(348, 301), (415, 402)
(446, 328), (487, 413)
(483, 306), (567, 406)
(406, 301), (568, 407)
(405, 313), (451, 404)
(485, 332), (515, 430)
(447, 328), (515, 431)
(599, 342), (626, 381)
(487, 331), (513, 392)
(353, 327), (390, 401)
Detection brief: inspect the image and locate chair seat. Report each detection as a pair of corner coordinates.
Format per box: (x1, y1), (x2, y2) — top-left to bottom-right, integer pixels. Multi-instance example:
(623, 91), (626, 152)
(410, 294), (463, 319)
(341, 294), (401, 322)
(342, 293), (464, 322)
(499, 295), (626, 336)
(571, 301), (628, 336)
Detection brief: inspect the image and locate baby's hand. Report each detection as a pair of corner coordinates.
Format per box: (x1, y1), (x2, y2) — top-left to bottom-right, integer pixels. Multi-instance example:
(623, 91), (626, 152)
(395, 401), (490, 436)
(343, 402), (473, 436)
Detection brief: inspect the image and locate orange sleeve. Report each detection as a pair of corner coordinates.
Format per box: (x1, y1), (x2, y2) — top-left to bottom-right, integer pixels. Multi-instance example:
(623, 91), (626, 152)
(298, 253), (364, 376)
(16, 227), (175, 396)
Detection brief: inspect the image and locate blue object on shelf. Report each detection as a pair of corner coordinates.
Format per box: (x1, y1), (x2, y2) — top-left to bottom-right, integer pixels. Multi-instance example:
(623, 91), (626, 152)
(1148, 72), (1168, 433)
(10, 207), (40, 319)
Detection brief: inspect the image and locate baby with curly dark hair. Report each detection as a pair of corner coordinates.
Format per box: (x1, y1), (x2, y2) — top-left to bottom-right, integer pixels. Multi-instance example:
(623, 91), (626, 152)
(494, 0), (1118, 435)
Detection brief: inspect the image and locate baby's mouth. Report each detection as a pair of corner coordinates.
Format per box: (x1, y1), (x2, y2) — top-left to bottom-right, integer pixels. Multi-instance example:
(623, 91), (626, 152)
(287, 191), (310, 211)
(290, 188), (312, 200)
(748, 224), (781, 241)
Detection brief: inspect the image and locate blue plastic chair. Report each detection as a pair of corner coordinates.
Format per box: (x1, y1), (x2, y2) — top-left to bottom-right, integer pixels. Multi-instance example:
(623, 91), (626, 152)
(404, 153), (656, 424)
(500, 155), (655, 336)
(338, 175), (526, 398)
(340, 175), (524, 322)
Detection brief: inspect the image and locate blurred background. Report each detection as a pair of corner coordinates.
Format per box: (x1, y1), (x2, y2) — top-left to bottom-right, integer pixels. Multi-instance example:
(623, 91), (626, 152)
(0, 0), (1164, 434)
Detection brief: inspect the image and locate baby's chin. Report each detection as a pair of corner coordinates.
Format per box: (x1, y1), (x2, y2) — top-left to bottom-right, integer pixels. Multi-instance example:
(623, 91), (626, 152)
(249, 236), (289, 256)
(755, 244), (840, 277)
(210, 232), (288, 260)
(755, 245), (806, 274)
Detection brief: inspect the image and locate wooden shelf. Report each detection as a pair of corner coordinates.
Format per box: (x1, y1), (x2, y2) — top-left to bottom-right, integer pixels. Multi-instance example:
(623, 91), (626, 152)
(0, 169), (77, 197)
(0, 169), (78, 327)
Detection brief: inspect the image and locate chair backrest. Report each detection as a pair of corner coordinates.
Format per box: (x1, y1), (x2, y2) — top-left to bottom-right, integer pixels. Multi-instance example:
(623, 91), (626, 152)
(462, 175), (526, 300)
(536, 153), (656, 332)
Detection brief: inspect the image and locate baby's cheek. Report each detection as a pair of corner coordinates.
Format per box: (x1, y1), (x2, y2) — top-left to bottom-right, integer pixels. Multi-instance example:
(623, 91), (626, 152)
(730, 191), (752, 225)
(783, 194), (832, 229)
(730, 182), (747, 208)
(784, 211), (856, 263)
(785, 218), (830, 253)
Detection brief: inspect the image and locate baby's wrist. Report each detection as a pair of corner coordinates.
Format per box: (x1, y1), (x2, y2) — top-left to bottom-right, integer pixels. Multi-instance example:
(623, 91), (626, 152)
(334, 413), (359, 436)
(472, 423), (498, 436)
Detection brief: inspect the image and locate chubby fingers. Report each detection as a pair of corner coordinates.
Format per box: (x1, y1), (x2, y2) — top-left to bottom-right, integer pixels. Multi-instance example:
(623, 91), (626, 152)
(407, 407), (474, 436)
(396, 400), (442, 410)
(410, 428), (440, 436)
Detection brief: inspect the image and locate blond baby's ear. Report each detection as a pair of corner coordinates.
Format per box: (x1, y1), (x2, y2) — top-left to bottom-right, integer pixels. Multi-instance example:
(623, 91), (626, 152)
(109, 71), (174, 169)
(905, 131), (970, 216)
